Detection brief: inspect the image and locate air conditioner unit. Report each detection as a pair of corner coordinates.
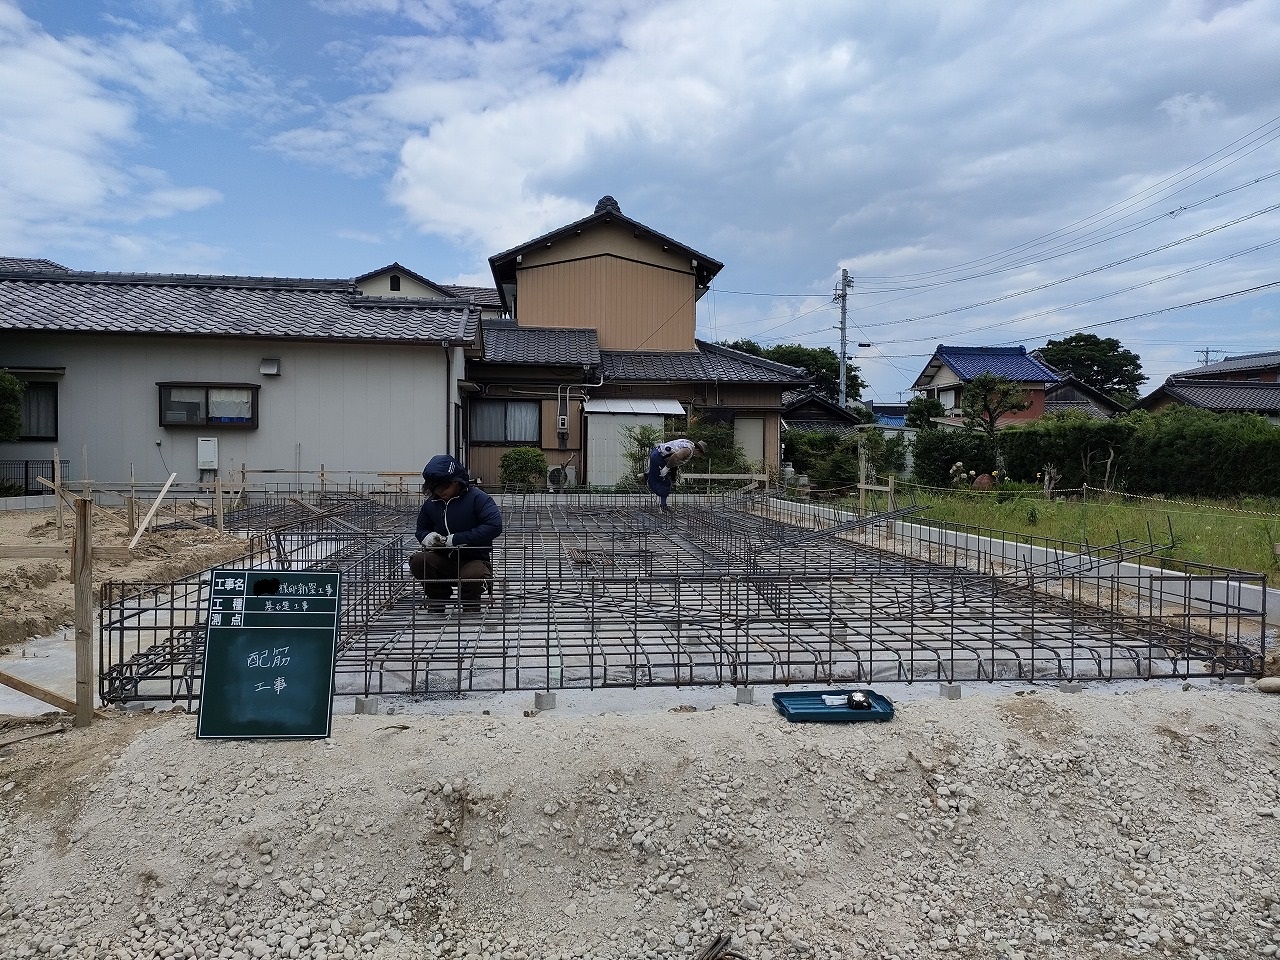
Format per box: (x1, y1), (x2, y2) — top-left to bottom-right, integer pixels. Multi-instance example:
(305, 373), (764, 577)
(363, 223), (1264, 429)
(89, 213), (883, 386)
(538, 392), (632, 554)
(547, 465), (576, 492)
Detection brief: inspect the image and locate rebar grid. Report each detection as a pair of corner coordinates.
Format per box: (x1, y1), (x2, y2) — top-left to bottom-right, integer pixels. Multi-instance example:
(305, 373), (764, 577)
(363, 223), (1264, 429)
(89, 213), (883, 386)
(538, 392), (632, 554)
(98, 490), (1268, 705)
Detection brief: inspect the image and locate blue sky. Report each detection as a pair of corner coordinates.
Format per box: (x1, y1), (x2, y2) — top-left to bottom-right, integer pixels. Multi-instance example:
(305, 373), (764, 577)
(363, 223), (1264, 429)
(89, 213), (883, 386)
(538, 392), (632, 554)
(1, 0), (1278, 404)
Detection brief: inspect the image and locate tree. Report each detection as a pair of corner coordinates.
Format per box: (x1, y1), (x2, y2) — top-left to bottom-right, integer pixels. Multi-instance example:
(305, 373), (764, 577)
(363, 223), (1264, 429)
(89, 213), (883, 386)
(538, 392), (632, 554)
(904, 395), (945, 430)
(0, 372), (23, 442)
(960, 373), (1030, 440)
(719, 339), (865, 405)
(1037, 333), (1146, 404)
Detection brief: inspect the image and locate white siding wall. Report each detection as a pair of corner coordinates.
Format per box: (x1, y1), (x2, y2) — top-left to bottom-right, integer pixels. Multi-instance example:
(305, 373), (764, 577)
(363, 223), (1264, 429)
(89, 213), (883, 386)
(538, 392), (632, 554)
(734, 417), (765, 469)
(4, 334), (450, 485)
(585, 413), (663, 487)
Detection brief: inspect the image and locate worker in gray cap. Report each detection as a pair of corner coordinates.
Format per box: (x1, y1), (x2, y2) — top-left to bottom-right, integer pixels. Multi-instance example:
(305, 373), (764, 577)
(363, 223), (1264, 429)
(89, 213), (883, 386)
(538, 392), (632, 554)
(410, 454), (503, 612)
(645, 438), (708, 512)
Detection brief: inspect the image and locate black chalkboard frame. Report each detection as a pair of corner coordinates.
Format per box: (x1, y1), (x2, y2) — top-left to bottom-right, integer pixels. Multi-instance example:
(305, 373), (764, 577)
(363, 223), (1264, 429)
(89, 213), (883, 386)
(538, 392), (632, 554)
(196, 569), (342, 739)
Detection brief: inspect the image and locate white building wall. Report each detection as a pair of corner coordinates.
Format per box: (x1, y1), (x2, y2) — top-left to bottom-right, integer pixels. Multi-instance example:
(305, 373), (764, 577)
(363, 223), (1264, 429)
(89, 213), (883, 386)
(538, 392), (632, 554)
(585, 413), (663, 487)
(4, 333), (450, 486)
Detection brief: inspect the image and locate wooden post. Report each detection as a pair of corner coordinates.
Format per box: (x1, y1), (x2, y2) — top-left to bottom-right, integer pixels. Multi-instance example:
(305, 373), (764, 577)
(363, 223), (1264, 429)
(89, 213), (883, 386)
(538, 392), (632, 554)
(888, 474), (896, 512)
(128, 463), (137, 536)
(53, 448), (64, 540)
(214, 476), (225, 534)
(81, 443), (92, 504)
(860, 449), (867, 513)
(128, 472), (178, 550)
(73, 498), (94, 728)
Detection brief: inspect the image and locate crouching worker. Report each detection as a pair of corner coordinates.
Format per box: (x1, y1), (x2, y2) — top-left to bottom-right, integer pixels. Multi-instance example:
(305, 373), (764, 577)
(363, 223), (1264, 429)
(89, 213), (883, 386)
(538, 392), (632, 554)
(410, 455), (503, 612)
(645, 438), (708, 512)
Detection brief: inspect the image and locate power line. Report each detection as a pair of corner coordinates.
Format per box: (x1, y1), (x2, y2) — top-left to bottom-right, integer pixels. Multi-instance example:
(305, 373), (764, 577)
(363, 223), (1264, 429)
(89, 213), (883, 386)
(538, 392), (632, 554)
(851, 115), (1280, 284)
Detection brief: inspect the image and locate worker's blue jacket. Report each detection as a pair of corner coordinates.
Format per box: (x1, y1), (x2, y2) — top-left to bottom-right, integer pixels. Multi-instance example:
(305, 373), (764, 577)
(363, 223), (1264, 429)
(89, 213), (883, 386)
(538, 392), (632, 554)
(416, 484), (503, 563)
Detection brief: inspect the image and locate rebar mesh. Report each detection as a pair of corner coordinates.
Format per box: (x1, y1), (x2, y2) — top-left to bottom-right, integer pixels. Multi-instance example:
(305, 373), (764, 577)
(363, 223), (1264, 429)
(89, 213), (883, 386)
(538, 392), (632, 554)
(99, 489), (1268, 706)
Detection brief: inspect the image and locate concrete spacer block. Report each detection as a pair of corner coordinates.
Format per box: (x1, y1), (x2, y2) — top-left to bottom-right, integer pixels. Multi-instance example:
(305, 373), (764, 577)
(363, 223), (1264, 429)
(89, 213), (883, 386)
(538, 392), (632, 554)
(939, 682), (962, 700)
(534, 691), (557, 711)
(735, 686), (755, 705)
(354, 696), (380, 715)
(1058, 681), (1085, 694)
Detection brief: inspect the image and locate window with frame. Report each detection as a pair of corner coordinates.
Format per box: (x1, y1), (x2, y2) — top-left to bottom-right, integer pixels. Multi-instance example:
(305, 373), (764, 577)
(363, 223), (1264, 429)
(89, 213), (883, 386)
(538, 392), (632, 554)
(18, 381), (58, 440)
(470, 400), (539, 443)
(158, 383), (259, 428)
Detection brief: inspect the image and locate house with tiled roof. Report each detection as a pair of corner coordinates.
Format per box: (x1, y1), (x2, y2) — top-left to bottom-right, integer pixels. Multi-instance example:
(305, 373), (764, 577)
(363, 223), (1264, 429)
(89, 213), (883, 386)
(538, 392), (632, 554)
(1, 260), (481, 487)
(1133, 378), (1280, 423)
(467, 196), (809, 486)
(1042, 376), (1128, 418)
(910, 345), (1061, 428)
(781, 389), (871, 437)
(1169, 350), (1280, 383)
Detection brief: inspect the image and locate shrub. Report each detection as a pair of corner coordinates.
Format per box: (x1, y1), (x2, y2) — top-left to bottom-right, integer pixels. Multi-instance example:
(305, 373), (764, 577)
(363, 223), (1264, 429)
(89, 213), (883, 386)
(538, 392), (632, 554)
(911, 430), (996, 488)
(499, 447), (548, 489)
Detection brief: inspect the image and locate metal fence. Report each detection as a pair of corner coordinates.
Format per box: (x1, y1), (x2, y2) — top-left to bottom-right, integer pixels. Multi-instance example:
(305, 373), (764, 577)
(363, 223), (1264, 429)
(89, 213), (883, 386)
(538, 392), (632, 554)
(0, 459), (69, 495)
(98, 489), (1269, 707)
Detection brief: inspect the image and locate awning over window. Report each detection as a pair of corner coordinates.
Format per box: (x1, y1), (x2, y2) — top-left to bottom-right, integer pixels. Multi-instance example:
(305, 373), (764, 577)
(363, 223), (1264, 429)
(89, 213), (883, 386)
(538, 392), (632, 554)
(582, 399), (686, 415)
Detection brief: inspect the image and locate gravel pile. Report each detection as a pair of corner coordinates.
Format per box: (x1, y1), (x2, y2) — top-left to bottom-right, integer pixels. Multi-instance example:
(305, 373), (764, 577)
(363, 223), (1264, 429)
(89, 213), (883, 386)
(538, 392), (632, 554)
(2, 685), (1280, 960)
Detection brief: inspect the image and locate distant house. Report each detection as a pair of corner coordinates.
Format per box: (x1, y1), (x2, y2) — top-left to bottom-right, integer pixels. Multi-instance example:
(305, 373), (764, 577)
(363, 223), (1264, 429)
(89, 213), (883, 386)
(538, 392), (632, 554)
(1170, 350), (1280, 383)
(1, 259), (480, 485)
(469, 196), (809, 486)
(869, 402), (911, 429)
(910, 345), (1061, 428)
(1042, 376), (1128, 419)
(781, 389), (869, 436)
(1132, 378), (1280, 424)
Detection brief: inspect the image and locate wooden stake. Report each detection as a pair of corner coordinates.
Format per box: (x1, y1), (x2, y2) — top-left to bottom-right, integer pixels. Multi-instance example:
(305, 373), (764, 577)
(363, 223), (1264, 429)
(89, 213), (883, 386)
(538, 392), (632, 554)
(214, 476), (225, 534)
(53, 448), (64, 539)
(73, 498), (94, 728)
(128, 473), (178, 550)
(0, 670), (109, 719)
(128, 463), (137, 536)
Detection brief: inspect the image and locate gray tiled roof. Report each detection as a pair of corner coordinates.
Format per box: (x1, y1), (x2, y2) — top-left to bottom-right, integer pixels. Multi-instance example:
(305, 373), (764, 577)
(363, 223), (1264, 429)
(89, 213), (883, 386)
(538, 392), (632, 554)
(481, 324), (600, 364)
(599, 340), (810, 384)
(0, 257), (67, 272)
(1172, 349), (1280, 378)
(444, 285), (504, 309)
(782, 420), (868, 436)
(1156, 378), (1280, 413)
(0, 268), (479, 343)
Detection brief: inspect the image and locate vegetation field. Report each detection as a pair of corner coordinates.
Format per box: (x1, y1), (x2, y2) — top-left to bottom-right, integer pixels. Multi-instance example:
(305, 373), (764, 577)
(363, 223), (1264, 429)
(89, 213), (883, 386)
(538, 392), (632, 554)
(846, 485), (1280, 575)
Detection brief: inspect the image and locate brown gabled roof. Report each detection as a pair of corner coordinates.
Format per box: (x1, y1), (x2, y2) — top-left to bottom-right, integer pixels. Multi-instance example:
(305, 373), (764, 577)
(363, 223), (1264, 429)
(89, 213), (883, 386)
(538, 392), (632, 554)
(488, 196), (724, 312)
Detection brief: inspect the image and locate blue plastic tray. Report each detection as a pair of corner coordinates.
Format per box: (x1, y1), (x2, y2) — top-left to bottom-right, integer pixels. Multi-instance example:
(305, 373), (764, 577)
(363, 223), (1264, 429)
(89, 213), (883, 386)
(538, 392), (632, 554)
(772, 689), (895, 723)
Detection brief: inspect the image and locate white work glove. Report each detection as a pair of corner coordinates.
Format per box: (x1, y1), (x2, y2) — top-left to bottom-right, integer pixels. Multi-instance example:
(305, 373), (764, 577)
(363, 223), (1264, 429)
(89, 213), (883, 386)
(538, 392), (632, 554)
(659, 466), (670, 478)
(421, 532), (446, 548)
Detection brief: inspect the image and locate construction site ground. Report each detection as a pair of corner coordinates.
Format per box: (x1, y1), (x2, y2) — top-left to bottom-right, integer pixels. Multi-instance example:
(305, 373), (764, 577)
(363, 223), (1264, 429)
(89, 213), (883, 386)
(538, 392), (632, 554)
(3, 503), (1280, 959)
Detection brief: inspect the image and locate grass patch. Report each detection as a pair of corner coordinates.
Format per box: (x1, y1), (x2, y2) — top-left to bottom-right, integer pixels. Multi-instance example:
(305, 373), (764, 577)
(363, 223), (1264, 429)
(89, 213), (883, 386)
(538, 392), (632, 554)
(851, 486), (1280, 574)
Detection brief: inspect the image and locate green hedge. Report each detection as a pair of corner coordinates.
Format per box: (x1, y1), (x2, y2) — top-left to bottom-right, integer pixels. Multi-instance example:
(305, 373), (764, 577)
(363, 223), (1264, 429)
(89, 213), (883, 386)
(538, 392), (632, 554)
(999, 408), (1280, 497)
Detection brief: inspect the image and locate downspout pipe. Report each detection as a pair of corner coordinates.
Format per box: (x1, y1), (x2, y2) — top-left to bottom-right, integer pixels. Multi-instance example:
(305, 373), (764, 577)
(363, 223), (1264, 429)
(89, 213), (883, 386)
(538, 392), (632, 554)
(443, 341), (452, 458)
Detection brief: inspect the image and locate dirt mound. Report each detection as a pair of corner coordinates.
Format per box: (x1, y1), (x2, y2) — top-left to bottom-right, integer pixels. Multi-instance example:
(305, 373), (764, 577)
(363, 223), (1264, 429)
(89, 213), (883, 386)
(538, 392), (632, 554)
(3, 687), (1280, 960)
(0, 507), (248, 646)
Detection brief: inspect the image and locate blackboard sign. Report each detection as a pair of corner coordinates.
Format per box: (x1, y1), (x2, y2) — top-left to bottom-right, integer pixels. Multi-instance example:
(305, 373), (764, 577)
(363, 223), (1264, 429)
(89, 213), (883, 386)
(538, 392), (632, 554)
(196, 569), (341, 739)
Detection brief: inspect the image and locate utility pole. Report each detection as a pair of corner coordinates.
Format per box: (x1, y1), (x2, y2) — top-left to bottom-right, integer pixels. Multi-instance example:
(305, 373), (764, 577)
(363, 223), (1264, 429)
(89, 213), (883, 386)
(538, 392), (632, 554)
(1196, 348), (1225, 366)
(834, 269), (854, 408)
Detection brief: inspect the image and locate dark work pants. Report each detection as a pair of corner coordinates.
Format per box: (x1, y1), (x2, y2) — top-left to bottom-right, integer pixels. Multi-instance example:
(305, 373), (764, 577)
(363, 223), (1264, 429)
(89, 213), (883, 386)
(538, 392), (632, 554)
(409, 549), (492, 606)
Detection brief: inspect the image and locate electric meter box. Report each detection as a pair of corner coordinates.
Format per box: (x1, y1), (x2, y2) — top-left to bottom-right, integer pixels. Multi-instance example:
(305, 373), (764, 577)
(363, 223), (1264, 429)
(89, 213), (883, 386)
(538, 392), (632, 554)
(197, 437), (219, 471)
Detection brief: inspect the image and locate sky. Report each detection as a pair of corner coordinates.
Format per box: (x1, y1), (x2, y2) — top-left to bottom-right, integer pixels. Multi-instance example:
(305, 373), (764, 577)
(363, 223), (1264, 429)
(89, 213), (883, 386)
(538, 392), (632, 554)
(1, 0), (1278, 404)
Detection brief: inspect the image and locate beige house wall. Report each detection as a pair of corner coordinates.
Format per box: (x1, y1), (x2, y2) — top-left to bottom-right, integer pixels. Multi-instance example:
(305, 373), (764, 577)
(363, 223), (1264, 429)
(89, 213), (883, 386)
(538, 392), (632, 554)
(355, 272), (444, 298)
(516, 257), (695, 350)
